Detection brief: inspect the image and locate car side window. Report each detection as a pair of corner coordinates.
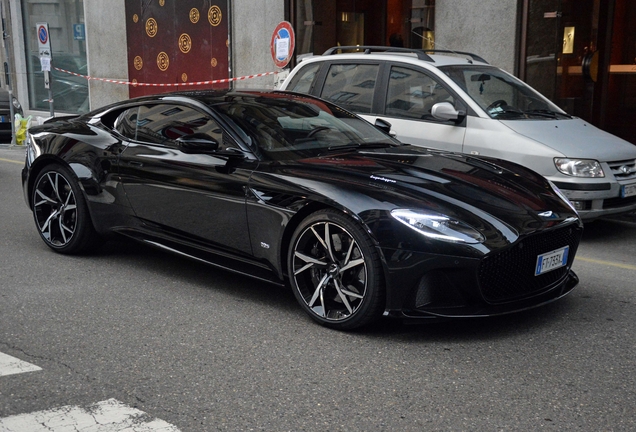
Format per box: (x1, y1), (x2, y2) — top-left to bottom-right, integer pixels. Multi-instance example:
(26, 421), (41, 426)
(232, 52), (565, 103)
(135, 104), (227, 149)
(113, 107), (140, 140)
(320, 63), (379, 113)
(385, 66), (456, 121)
(285, 62), (320, 94)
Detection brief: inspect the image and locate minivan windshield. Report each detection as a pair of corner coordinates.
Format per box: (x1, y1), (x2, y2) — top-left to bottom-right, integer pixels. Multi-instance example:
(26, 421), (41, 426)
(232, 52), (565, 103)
(440, 65), (570, 120)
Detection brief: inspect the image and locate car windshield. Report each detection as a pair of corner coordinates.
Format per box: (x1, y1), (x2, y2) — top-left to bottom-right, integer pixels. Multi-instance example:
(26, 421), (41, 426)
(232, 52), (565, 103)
(440, 65), (570, 120)
(212, 94), (399, 160)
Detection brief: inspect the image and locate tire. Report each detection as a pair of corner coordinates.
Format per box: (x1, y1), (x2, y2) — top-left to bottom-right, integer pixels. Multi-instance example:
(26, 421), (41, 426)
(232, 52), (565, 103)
(32, 164), (102, 254)
(288, 209), (385, 330)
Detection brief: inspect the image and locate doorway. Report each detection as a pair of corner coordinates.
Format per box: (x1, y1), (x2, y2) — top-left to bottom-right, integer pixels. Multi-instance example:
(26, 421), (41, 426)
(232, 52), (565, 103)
(520, 0), (636, 144)
(292, 0), (435, 59)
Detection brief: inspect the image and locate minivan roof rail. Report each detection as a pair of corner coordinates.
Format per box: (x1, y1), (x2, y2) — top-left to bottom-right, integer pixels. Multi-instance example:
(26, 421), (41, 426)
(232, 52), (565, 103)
(422, 50), (489, 64)
(321, 46), (489, 65)
(322, 46), (435, 62)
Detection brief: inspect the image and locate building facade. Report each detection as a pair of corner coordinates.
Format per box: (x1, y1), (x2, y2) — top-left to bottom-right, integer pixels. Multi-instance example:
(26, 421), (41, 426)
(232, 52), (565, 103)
(1, 0), (634, 144)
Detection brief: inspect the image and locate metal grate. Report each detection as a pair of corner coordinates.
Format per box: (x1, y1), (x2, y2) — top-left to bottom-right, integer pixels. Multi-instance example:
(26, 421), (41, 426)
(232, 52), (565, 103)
(608, 158), (636, 181)
(478, 224), (583, 303)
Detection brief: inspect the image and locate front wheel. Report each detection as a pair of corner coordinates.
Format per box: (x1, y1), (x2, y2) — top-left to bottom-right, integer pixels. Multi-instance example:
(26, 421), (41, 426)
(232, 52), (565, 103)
(32, 164), (102, 254)
(288, 210), (385, 330)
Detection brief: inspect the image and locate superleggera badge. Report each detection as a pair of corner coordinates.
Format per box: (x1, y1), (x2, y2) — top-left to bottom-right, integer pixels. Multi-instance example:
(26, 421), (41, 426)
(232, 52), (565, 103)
(370, 175), (396, 184)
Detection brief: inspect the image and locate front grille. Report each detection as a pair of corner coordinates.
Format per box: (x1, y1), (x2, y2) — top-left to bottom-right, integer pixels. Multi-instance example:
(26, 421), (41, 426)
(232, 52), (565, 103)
(608, 158), (636, 181)
(478, 224), (582, 303)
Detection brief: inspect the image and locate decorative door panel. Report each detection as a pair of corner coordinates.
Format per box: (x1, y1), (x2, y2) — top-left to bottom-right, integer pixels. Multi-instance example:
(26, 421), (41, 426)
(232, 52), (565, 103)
(125, 0), (229, 98)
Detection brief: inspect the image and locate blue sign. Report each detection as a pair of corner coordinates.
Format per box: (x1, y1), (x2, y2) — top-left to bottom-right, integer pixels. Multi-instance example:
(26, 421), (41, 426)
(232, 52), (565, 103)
(38, 25), (48, 44)
(73, 23), (85, 41)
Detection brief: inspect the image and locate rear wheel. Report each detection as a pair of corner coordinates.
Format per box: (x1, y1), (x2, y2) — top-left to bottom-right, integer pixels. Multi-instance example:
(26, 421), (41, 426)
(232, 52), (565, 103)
(32, 164), (102, 254)
(288, 210), (385, 330)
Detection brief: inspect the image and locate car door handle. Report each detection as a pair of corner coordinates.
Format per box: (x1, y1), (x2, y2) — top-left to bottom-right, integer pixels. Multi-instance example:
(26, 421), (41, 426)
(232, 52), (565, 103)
(127, 161), (143, 167)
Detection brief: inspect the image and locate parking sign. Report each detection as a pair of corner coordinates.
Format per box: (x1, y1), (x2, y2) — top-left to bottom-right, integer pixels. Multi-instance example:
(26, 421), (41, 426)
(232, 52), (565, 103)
(37, 22), (51, 57)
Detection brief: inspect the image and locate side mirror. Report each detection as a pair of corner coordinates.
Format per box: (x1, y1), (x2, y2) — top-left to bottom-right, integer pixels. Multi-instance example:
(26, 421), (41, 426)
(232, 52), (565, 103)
(431, 102), (466, 123)
(176, 133), (220, 154)
(374, 118), (393, 135)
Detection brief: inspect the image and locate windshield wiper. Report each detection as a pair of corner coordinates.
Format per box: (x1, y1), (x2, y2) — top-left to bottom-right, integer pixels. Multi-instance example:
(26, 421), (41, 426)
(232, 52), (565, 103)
(490, 107), (525, 118)
(322, 142), (400, 154)
(524, 109), (572, 119)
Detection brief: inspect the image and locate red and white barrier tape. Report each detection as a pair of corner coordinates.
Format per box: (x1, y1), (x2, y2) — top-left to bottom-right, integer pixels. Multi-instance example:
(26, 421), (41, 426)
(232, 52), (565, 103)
(53, 67), (278, 87)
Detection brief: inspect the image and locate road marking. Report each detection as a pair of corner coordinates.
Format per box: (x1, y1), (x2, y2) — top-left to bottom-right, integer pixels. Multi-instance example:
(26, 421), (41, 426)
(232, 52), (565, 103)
(0, 352), (42, 377)
(576, 256), (636, 271)
(0, 157), (23, 165)
(0, 398), (181, 431)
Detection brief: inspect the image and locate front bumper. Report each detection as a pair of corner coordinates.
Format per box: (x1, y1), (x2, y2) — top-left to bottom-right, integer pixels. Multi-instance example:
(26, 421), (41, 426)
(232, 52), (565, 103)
(553, 180), (636, 220)
(381, 222), (583, 320)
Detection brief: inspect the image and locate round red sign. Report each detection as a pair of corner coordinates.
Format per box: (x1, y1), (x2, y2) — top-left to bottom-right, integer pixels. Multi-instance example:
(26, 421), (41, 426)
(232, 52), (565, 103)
(270, 21), (295, 68)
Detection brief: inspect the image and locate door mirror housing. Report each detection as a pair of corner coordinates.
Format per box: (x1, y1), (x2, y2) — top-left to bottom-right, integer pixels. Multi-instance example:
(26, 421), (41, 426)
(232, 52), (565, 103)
(177, 133), (220, 154)
(431, 102), (466, 123)
(374, 118), (393, 135)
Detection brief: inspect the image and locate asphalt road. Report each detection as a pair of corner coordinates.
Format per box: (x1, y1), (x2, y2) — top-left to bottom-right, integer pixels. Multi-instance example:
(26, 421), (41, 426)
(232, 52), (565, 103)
(1, 146), (635, 431)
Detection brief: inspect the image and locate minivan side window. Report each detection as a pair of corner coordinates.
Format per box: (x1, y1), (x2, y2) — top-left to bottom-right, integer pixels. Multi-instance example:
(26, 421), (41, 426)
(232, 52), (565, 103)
(285, 62), (320, 94)
(385, 66), (455, 121)
(320, 64), (379, 113)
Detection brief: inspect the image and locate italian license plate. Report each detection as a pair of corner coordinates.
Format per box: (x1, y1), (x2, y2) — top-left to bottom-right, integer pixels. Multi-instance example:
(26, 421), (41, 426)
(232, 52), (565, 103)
(535, 246), (569, 276)
(621, 184), (636, 198)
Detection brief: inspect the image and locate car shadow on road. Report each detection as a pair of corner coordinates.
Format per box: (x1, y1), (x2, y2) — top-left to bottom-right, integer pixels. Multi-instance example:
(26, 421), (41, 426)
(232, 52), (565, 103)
(580, 217), (636, 243)
(93, 237), (301, 310)
(361, 298), (577, 340)
(89, 237), (584, 342)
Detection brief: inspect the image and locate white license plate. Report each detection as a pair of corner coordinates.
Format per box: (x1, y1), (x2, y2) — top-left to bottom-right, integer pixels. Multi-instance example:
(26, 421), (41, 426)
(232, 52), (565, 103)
(535, 246), (569, 276)
(621, 184), (636, 198)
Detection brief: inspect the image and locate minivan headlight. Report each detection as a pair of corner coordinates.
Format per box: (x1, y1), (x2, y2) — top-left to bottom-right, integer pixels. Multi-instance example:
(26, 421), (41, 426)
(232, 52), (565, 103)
(391, 209), (485, 244)
(555, 158), (604, 177)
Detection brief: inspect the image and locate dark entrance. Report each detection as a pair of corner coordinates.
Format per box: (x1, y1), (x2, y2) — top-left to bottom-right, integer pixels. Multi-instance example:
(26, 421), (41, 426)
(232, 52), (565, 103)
(291, 0), (435, 59)
(520, 0), (636, 144)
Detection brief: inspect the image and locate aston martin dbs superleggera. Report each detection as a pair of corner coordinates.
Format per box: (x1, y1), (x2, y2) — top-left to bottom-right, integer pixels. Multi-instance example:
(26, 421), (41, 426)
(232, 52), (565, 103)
(22, 90), (583, 329)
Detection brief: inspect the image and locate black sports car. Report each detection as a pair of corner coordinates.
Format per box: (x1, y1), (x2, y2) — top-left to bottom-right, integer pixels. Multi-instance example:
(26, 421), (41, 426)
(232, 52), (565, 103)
(22, 90), (582, 329)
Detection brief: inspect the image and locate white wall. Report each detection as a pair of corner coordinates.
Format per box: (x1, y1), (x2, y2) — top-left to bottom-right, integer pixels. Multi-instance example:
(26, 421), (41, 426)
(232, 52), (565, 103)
(435, 0), (519, 73)
(84, 0), (128, 109)
(231, 0), (286, 89)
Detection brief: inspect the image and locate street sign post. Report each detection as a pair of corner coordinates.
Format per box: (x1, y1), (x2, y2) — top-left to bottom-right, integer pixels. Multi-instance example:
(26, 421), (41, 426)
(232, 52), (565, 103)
(36, 22), (53, 116)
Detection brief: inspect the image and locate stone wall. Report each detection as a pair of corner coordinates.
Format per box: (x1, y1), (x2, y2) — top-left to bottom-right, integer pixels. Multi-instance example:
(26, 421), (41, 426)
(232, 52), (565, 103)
(435, 0), (519, 73)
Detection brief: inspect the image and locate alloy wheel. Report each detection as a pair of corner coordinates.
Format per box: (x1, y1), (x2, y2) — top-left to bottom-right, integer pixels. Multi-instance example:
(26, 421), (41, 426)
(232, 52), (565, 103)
(33, 171), (78, 247)
(292, 221), (368, 322)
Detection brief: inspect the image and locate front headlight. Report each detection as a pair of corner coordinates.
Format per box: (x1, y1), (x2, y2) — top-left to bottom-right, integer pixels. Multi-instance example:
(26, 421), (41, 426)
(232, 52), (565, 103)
(555, 158), (604, 177)
(12, 97), (21, 111)
(391, 209), (485, 244)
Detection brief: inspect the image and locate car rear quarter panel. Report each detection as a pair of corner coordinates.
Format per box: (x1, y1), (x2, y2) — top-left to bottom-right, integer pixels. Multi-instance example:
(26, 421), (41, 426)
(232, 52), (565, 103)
(25, 121), (133, 234)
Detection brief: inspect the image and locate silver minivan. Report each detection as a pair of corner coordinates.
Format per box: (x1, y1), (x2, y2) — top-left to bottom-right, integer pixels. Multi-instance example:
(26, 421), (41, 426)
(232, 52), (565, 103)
(281, 46), (636, 221)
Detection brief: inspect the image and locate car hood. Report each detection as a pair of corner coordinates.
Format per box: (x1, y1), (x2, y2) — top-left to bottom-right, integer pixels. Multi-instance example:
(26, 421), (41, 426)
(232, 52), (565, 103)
(274, 146), (580, 242)
(499, 118), (636, 161)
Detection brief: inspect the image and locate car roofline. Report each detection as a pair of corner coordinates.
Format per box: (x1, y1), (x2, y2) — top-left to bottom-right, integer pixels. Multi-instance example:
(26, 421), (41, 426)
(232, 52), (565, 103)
(321, 45), (489, 65)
